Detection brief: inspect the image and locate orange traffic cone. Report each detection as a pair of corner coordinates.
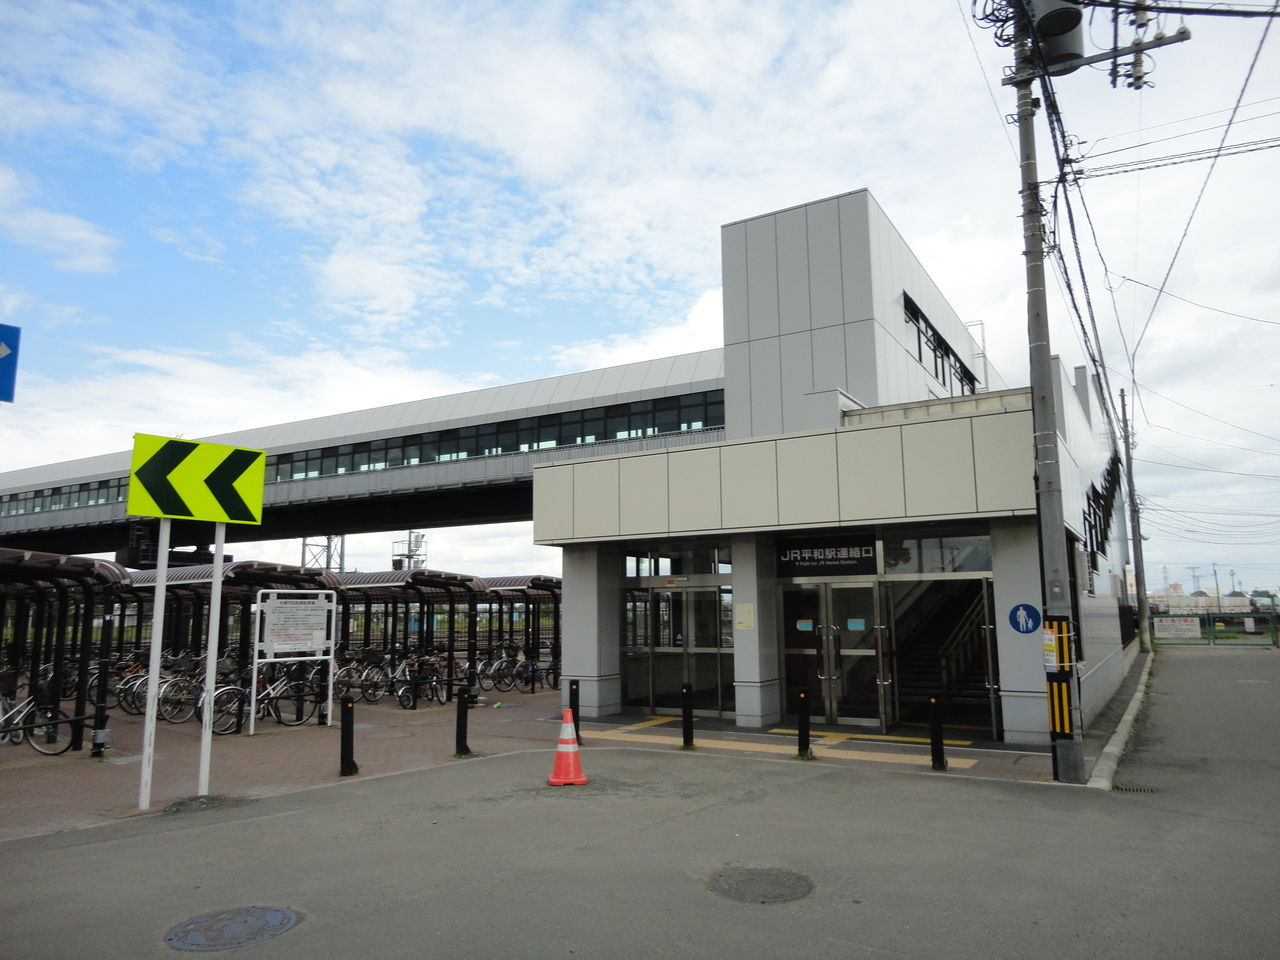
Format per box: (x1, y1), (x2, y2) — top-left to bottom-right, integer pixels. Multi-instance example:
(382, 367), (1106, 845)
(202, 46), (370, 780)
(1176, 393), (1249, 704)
(548, 707), (588, 786)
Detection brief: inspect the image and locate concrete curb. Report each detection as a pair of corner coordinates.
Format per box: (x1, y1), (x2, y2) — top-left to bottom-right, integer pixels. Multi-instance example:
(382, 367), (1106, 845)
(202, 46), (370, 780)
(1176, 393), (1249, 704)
(1087, 651), (1154, 790)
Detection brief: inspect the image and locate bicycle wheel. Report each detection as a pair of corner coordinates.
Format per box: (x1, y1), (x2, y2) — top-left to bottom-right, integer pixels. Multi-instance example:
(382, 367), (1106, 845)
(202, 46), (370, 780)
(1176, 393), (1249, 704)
(493, 662), (516, 692)
(271, 681), (316, 726)
(86, 672), (121, 710)
(395, 684), (415, 710)
(27, 706), (73, 755)
(361, 666), (390, 704)
(211, 687), (247, 735)
(546, 664), (561, 690)
(2, 702), (24, 746)
(332, 665), (361, 699)
(159, 678), (199, 723)
(117, 675), (148, 715)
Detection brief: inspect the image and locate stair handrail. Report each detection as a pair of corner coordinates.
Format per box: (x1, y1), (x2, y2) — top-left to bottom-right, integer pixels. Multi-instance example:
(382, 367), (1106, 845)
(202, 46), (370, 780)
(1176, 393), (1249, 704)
(938, 593), (987, 699)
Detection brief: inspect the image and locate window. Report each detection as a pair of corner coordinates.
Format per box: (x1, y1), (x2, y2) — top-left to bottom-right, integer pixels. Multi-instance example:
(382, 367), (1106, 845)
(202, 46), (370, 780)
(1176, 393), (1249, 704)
(6, 389), (730, 507)
(905, 294), (976, 396)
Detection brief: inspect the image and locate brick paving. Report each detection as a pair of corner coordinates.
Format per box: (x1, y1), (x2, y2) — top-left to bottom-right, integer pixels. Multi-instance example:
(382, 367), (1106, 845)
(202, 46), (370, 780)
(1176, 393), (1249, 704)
(2, 658), (1149, 843)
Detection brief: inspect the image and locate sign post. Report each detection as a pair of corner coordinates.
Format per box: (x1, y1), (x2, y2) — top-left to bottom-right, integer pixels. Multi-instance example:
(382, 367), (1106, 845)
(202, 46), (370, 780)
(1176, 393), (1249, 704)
(127, 433), (265, 810)
(138, 517), (171, 811)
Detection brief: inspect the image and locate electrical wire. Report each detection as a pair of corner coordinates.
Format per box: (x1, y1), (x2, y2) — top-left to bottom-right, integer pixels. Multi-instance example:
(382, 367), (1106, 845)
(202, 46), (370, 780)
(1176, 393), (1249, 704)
(1110, 274), (1280, 325)
(1078, 135), (1280, 178)
(957, 0), (1019, 160)
(1086, 95), (1280, 147)
(1079, 1), (1280, 18)
(1130, 6), (1278, 360)
(1104, 365), (1280, 443)
(1082, 109), (1280, 158)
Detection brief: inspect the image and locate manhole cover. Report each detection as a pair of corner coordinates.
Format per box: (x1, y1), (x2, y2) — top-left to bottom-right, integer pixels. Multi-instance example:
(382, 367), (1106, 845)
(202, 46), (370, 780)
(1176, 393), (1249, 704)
(706, 867), (814, 904)
(165, 906), (298, 952)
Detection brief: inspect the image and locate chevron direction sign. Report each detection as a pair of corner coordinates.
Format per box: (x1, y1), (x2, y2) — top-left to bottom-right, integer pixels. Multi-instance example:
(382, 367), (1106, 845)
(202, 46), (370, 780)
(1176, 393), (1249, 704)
(127, 434), (266, 525)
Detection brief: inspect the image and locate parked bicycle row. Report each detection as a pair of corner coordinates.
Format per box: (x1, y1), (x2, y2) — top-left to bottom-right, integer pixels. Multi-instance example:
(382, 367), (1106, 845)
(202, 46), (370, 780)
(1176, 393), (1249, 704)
(0, 641), (563, 753)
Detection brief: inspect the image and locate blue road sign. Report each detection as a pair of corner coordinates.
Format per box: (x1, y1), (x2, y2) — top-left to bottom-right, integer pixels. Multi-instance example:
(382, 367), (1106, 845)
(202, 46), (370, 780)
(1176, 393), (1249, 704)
(0, 324), (19, 403)
(1009, 603), (1042, 634)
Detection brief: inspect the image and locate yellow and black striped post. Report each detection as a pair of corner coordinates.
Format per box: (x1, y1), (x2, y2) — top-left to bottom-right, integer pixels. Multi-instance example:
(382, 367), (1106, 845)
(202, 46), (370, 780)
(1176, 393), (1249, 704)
(1042, 616), (1084, 782)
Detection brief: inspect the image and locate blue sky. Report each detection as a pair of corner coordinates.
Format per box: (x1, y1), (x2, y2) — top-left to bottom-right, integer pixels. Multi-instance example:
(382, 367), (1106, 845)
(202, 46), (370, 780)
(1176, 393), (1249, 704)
(1, 1), (1278, 588)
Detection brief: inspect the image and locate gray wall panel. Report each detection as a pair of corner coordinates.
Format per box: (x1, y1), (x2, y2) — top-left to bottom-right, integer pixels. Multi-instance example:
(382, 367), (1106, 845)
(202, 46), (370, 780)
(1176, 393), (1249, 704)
(973, 411), (1036, 511)
(720, 442), (779, 528)
(806, 199), (843, 330)
(572, 459), (620, 538)
(532, 464), (575, 541)
(837, 426), (906, 520)
(776, 206), (811, 336)
(778, 331), (813, 433)
(901, 419), (977, 516)
(776, 434), (839, 525)
(724, 341), (753, 440)
(721, 222), (749, 346)
(843, 319), (877, 405)
(745, 217), (780, 341)
(618, 455), (669, 535)
(748, 339), (783, 437)
(810, 323), (846, 393)
(838, 191), (874, 325)
(668, 448), (722, 531)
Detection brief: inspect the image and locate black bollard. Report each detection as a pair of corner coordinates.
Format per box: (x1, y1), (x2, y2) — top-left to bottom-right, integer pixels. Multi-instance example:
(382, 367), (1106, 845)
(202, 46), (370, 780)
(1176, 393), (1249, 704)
(680, 683), (695, 750)
(796, 688), (814, 759)
(340, 695), (358, 776)
(929, 697), (947, 771)
(569, 679), (582, 745)
(454, 683), (472, 757)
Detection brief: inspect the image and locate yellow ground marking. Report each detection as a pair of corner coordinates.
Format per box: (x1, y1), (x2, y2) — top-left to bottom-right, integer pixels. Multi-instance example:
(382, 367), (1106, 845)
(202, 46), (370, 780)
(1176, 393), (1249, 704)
(769, 728), (972, 747)
(616, 717), (679, 732)
(586, 728), (976, 769)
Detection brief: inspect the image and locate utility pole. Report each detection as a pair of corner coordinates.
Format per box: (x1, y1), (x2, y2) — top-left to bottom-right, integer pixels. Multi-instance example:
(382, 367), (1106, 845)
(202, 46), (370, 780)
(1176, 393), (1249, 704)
(1120, 390), (1151, 652)
(1012, 16), (1085, 784)
(1213, 563), (1222, 612)
(982, 1), (1193, 784)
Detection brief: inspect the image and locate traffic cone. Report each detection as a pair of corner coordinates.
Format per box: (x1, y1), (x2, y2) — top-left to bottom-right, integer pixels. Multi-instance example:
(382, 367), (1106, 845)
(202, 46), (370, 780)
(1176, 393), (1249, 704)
(548, 707), (588, 786)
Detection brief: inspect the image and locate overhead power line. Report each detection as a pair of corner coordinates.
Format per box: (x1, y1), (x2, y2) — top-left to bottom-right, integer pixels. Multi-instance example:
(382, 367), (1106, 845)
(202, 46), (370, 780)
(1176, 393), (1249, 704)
(1109, 366), (1280, 442)
(1130, 6), (1277, 363)
(1110, 274), (1280, 326)
(1079, 1), (1280, 17)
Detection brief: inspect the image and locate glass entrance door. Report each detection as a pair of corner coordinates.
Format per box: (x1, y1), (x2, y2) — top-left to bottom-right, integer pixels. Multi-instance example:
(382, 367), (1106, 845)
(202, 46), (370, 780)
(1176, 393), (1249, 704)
(782, 583), (894, 730)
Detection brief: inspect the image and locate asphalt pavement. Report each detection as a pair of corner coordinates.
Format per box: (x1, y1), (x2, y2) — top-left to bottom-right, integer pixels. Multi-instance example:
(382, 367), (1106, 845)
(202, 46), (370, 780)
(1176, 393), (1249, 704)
(2, 646), (1277, 960)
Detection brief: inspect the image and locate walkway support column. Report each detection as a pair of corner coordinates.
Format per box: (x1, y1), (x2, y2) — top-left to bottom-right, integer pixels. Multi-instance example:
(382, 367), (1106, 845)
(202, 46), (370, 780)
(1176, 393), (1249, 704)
(561, 543), (622, 718)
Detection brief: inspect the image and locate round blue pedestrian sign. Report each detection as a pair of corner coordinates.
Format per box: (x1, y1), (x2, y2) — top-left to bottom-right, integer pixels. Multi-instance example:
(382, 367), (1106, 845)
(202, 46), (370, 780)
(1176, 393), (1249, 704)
(1009, 604), (1042, 634)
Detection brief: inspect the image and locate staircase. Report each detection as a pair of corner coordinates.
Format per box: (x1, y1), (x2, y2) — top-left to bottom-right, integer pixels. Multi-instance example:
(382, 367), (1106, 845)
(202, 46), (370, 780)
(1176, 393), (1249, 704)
(893, 588), (991, 713)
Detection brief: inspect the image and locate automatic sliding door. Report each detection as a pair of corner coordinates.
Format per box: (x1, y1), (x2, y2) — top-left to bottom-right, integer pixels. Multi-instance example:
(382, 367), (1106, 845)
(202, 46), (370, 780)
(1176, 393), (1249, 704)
(829, 586), (881, 724)
(651, 588), (729, 714)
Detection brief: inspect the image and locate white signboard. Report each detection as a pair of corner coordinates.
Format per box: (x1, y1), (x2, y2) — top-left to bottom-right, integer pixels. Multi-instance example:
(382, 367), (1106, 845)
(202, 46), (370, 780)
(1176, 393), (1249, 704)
(1153, 617), (1202, 640)
(249, 590), (337, 737)
(260, 594), (334, 656)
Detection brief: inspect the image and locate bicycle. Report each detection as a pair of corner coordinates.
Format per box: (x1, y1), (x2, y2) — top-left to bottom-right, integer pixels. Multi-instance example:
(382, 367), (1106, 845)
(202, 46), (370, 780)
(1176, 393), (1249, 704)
(0, 689), (74, 755)
(511, 658), (561, 693)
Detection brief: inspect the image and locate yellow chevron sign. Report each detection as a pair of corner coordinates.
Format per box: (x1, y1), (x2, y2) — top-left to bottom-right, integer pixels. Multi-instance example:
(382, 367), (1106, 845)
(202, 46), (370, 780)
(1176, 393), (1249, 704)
(127, 434), (266, 525)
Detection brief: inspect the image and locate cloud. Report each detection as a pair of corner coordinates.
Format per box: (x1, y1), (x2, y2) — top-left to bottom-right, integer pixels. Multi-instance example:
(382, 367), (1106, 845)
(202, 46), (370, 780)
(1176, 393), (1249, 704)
(549, 288), (723, 371)
(153, 225), (225, 263)
(0, 166), (119, 272)
(0, 341), (486, 471)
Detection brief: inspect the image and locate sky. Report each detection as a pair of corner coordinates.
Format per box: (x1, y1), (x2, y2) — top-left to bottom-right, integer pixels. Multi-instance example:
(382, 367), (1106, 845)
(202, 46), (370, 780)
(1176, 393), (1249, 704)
(0, 1), (1277, 591)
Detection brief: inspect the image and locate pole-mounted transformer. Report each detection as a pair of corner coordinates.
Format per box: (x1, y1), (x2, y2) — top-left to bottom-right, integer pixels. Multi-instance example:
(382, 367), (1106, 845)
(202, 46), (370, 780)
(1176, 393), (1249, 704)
(1024, 0), (1086, 72)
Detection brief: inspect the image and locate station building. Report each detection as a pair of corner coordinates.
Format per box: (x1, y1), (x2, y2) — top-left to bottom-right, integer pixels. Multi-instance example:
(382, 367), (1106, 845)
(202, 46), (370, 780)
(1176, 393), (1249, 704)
(532, 189), (1134, 744)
